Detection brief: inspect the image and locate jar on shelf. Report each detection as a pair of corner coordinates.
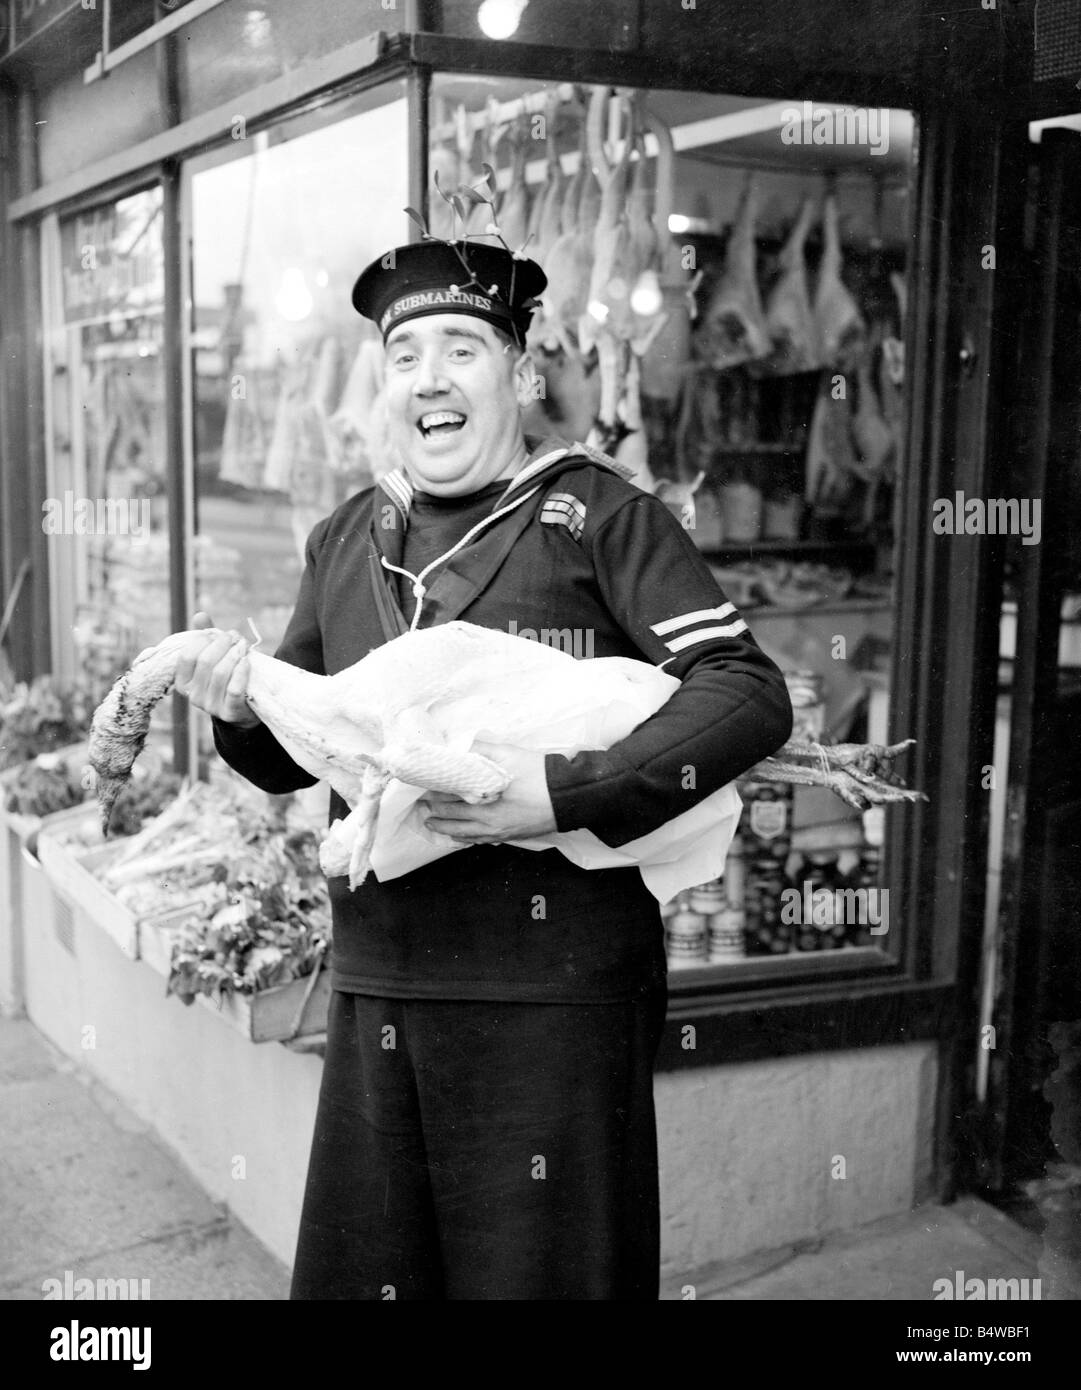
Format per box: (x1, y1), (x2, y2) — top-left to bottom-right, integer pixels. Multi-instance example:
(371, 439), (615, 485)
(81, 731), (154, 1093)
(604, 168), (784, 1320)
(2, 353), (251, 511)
(692, 486), (724, 550)
(763, 491), (803, 540)
(798, 849), (847, 951)
(665, 894), (708, 969)
(723, 833), (746, 910)
(719, 481), (763, 541)
(708, 904), (746, 962)
(785, 669), (826, 745)
(847, 807), (886, 946)
(745, 856), (791, 955)
(688, 878), (726, 916)
(740, 781), (793, 861)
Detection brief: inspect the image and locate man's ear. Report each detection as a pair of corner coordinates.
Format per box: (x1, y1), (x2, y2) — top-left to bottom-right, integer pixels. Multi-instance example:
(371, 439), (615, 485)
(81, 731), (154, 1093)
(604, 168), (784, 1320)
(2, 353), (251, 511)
(513, 349), (539, 408)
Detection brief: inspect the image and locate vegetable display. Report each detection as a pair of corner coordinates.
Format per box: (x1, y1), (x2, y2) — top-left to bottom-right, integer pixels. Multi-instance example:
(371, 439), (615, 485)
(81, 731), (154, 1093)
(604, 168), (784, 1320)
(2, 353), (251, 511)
(0, 676), (94, 771)
(76, 778), (330, 1004)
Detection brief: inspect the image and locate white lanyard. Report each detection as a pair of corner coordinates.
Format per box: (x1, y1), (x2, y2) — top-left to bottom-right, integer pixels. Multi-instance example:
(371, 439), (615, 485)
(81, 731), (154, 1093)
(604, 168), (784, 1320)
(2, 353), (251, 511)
(381, 486), (542, 630)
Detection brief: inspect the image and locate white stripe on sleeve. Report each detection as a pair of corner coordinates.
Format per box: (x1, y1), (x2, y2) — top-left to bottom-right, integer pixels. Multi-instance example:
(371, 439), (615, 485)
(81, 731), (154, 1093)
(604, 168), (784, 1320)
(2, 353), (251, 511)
(663, 620), (748, 652)
(650, 604), (737, 636)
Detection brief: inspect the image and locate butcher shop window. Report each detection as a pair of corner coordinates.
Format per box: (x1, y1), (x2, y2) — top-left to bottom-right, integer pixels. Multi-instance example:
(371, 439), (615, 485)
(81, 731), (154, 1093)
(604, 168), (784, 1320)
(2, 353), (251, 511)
(429, 74), (916, 975)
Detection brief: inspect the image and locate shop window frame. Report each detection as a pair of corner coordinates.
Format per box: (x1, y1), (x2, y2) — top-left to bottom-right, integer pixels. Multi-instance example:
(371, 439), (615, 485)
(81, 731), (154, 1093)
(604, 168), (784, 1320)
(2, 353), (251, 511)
(8, 27), (1018, 1085)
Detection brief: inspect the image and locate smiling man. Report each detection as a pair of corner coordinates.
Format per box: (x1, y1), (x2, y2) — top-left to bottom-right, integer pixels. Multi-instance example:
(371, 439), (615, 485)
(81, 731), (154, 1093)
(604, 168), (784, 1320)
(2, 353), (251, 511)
(191, 236), (792, 1300)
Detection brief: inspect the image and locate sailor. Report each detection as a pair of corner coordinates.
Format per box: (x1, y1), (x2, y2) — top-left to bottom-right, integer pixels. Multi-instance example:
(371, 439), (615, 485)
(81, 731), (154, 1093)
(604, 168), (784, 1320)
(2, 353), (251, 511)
(177, 232), (792, 1300)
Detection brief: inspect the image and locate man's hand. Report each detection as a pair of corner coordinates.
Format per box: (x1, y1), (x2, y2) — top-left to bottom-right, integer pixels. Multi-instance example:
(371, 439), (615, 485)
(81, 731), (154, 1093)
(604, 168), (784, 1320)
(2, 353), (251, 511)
(421, 742), (557, 844)
(173, 611), (261, 728)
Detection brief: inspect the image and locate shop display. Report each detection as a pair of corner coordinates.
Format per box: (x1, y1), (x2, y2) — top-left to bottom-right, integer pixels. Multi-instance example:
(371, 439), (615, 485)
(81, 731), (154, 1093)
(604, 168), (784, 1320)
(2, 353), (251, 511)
(812, 194), (867, 372)
(2, 755), (87, 818)
(0, 676), (94, 771)
(698, 174), (770, 372)
(759, 197), (819, 376)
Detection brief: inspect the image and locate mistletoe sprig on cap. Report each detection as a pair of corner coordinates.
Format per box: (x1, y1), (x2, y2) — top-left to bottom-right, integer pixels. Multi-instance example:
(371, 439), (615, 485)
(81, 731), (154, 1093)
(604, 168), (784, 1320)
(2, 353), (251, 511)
(404, 163), (536, 315)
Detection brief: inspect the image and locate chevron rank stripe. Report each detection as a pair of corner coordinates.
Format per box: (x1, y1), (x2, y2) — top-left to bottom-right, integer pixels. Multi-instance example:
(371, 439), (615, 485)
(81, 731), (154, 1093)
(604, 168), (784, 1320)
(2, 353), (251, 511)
(650, 603), (748, 652)
(540, 493), (587, 541)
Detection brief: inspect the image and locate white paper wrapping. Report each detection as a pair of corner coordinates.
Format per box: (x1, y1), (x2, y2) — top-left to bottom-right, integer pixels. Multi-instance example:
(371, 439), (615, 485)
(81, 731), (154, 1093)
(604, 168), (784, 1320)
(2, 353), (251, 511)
(364, 655), (743, 905)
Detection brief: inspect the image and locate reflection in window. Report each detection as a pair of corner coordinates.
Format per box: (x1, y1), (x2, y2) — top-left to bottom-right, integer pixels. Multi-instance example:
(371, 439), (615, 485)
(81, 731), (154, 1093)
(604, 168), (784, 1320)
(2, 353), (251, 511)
(188, 86), (409, 656)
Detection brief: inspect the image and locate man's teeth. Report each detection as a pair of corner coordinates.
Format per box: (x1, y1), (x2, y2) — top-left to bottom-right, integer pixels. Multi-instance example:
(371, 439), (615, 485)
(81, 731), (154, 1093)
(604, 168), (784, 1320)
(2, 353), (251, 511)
(419, 412), (466, 433)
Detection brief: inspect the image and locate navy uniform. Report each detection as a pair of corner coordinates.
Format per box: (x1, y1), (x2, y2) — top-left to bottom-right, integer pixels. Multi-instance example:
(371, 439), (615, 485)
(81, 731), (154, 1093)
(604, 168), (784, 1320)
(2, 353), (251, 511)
(213, 240), (792, 1299)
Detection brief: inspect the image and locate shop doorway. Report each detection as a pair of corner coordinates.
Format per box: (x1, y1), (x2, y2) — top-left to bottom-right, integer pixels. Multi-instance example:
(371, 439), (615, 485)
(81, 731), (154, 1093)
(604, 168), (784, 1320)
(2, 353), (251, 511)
(968, 126), (1081, 1293)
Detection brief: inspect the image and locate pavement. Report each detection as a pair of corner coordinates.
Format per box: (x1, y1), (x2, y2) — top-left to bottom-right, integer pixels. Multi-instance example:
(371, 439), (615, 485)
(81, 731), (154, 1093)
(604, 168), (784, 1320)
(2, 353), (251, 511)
(2, 1014), (1078, 1302)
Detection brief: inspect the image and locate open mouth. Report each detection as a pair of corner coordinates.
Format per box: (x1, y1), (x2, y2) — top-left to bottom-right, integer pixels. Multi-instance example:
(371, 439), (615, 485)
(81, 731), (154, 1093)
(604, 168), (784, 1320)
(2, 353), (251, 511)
(417, 411), (467, 439)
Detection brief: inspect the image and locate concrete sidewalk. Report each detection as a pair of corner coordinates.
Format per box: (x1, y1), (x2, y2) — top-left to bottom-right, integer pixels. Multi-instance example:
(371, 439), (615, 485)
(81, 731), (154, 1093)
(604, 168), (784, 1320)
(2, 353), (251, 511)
(0, 1017), (290, 1301)
(2, 1014), (1077, 1301)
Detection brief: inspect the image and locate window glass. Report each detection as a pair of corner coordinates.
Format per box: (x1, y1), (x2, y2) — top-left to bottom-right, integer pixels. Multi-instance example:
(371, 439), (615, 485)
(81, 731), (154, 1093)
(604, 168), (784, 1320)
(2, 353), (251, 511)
(431, 73), (915, 972)
(36, 46), (165, 186)
(178, 0), (405, 120)
(186, 83), (409, 659)
(52, 187), (169, 700)
(437, 0), (638, 50)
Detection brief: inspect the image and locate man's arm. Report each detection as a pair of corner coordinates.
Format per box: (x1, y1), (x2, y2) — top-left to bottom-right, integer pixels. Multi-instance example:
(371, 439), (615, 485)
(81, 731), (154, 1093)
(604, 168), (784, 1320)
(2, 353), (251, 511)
(544, 490), (793, 846)
(211, 524), (328, 796)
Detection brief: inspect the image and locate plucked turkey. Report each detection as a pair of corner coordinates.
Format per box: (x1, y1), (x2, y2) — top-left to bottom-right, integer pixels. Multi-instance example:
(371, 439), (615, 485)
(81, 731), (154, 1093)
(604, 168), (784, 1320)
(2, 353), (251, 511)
(89, 622), (922, 901)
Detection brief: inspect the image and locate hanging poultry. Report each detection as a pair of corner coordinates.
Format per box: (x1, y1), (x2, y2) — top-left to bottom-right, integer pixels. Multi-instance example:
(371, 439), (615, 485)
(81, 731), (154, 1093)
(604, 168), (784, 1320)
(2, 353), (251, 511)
(813, 192), (867, 371)
(756, 196), (821, 375)
(850, 341), (895, 530)
(534, 101), (602, 356)
(527, 90), (566, 266)
(580, 90), (667, 458)
(612, 353), (655, 492)
(805, 370), (860, 519)
(495, 112), (531, 251)
(697, 174), (771, 371)
(460, 98), (509, 239)
(641, 107), (695, 410)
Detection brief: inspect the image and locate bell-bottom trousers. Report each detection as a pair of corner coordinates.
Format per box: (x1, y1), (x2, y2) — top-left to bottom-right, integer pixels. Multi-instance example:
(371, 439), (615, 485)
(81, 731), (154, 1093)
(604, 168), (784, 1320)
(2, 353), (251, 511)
(289, 984), (668, 1301)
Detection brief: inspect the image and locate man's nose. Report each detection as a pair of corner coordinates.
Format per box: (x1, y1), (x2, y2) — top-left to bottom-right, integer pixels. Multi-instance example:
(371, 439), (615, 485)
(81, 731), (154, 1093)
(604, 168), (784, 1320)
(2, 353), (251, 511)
(413, 350), (449, 395)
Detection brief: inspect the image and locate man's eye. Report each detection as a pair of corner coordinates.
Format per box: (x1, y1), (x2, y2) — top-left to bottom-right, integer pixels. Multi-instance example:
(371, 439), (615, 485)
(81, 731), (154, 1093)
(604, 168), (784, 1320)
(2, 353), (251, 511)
(392, 353), (416, 367)
(449, 347), (473, 359)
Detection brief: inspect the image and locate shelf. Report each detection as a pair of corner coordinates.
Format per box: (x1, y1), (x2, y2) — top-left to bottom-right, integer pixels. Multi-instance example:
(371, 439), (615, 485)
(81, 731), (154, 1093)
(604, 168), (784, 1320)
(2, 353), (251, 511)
(746, 597), (893, 618)
(699, 539), (879, 560)
(709, 443), (803, 455)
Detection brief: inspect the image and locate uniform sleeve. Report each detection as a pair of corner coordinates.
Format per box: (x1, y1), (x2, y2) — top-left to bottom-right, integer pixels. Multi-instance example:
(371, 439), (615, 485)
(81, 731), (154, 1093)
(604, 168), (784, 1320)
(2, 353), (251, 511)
(544, 490), (793, 846)
(211, 522), (328, 795)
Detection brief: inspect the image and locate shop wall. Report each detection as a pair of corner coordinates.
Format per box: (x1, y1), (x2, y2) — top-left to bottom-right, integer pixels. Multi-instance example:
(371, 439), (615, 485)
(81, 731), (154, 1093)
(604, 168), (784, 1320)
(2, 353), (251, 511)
(19, 863), (322, 1268)
(656, 1042), (938, 1279)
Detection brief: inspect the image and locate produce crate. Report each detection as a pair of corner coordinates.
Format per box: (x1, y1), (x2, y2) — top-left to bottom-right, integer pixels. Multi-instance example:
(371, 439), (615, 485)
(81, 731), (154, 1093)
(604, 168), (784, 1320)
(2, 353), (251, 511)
(37, 818), (140, 960)
(193, 967), (331, 1044)
(140, 907), (331, 1043)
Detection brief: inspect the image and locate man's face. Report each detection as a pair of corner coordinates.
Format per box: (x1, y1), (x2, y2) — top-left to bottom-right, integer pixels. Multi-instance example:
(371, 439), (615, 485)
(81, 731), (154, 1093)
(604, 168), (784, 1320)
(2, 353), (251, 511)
(383, 314), (535, 496)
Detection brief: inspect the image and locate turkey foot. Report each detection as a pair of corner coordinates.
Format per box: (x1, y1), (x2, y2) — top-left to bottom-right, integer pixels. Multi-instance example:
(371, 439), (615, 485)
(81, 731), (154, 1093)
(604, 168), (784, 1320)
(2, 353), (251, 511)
(380, 704), (511, 803)
(320, 763), (392, 888)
